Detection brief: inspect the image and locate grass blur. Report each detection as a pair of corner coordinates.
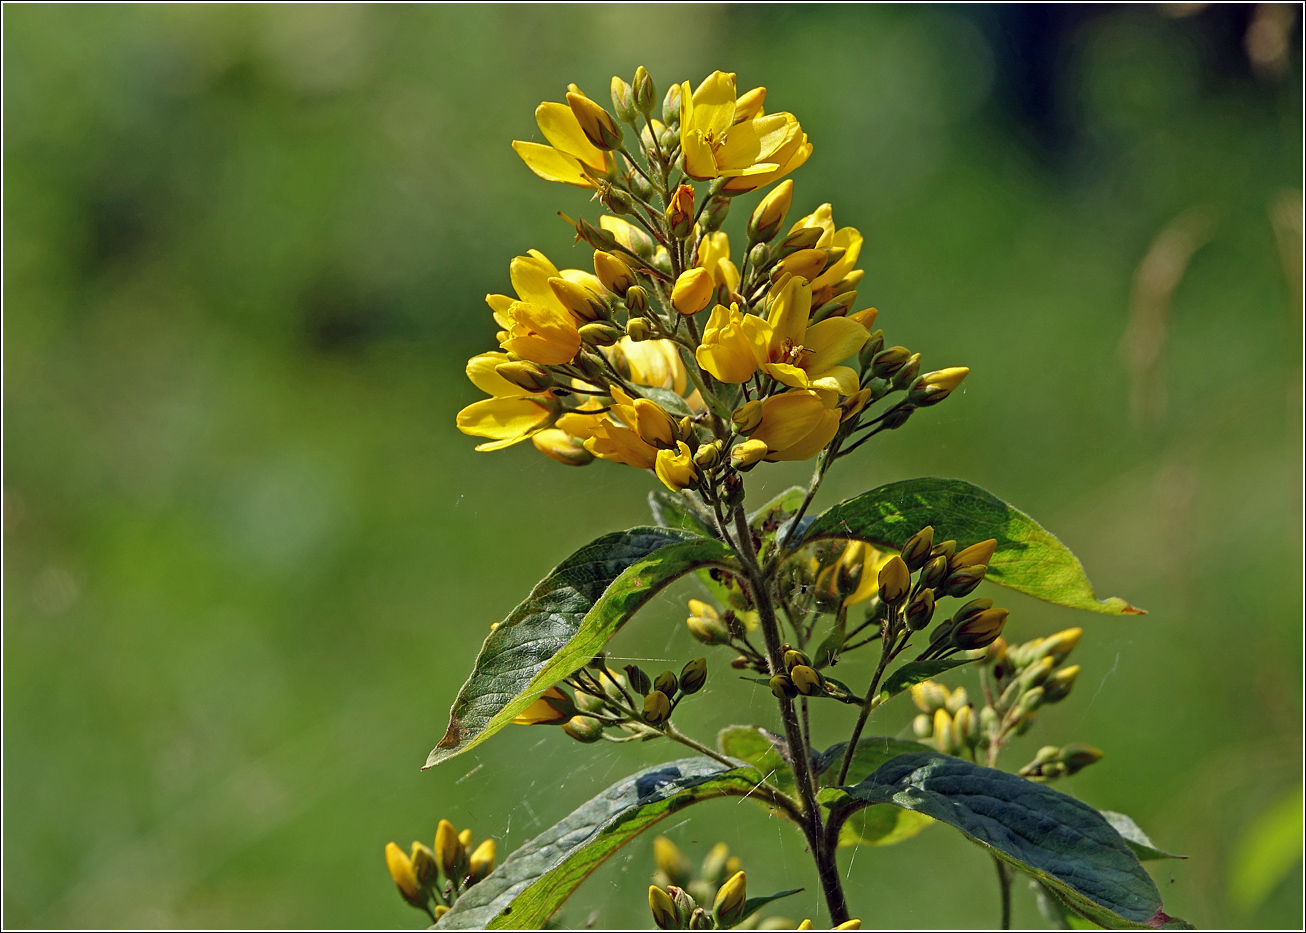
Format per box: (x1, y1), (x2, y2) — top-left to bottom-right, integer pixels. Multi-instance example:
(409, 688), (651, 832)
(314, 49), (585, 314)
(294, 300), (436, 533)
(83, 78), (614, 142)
(3, 4), (1301, 929)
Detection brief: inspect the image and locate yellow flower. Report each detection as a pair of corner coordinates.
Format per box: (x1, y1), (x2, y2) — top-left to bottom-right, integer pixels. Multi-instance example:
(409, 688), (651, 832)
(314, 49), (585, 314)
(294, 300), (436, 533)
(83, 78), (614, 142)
(697, 231), (740, 293)
(584, 419), (659, 469)
(512, 85), (615, 187)
(499, 301), (582, 365)
(456, 352), (560, 451)
(672, 267), (714, 315)
(696, 304), (761, 384)
(487, 249), (606, 327)
(679, 72), (810, 193)
(512, 686), (575, 725)
(750, 389), (841, 461)
(611, 338), (689, 395)
(838, 541), (893, 607)
(531, 429), (594, 466)
(655, 441), (698, 491)
(788, 204), (864, 298)
(753, 276), (869, 395)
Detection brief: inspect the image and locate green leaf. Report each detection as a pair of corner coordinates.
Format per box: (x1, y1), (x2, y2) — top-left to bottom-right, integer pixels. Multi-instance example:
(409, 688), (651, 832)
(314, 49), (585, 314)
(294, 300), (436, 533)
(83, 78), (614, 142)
(839, 804), (934, 848)
(426, 528), (735, 768)
(814, 736), (933, 785)
(749, 485), (806, 532)
(628, 384), (695, 418)
(1100, 811), (1185, 861)
(648, 489), (718, 538)
(800, 478), (1143, 616)
(717, 724), (793, 795)
(734, 889), (804, 926)
(872, 659), (974, 708)
(812, 738), (937, 849)
(434, 758), (762, 930)
(826, 752), (1188, 929)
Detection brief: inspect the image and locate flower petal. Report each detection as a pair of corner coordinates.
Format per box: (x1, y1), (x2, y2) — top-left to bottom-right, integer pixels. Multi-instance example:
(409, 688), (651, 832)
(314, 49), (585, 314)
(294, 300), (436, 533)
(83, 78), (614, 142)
(511, 141), (593, 187)
(534, 101), (606, 170)
(804, 317), (869, 373)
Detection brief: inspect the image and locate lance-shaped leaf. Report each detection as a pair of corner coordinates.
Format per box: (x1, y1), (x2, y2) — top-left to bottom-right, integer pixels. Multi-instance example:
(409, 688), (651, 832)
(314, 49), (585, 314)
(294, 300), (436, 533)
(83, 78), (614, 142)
(826, 753), (1188, 929)
(801, 477), (1142, 615)
(427, 528), (735, 768)
(435, 758), (763, 930)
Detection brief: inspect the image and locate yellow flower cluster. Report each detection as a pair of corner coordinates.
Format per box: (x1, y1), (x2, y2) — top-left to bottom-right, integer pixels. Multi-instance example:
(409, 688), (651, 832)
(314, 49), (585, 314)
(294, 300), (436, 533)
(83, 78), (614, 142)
(456, 66), (967, 495)
(384, 819), (496, 920)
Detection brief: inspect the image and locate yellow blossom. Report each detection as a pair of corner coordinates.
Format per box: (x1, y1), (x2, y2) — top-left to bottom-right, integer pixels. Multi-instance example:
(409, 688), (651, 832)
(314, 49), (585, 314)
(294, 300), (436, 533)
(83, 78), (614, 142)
(584, 418), (658, 469)
(486, 249), (606, 327)
(456, 352), (560, 451)
(499, 301), (582, 365)
(788, 204), (864, 297)
(512, 686), (574, 725)
(838, 541), (894, 607)
(679, 72), (810, 193)
(696, 304), (761, 384)
(749, 389), (841, 461)
(672, 267), (714, 315)
(697, 231), (740, 293)
(655, 441), (698, 491)
(611, 338), (689, 395)
(512, 85), (614, 187)
(753, 276), (869, 395)
(532, 429), (595, 466)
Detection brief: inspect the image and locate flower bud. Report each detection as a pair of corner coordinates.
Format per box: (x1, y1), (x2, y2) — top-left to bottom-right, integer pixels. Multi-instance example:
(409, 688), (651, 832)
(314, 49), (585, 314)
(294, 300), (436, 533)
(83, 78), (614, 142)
(468, 838), (496, 884)
(731, 400), (764, 434)
(686, 600), (730, 645)
(411, 841), (439, 888)
(848, 307), (879, 329)
(900, 526), (934, 572)
(563, 714), (605, 743)
(1017, 686), (1045, 716)
(910, 367), (969, 407)
(953, 597), (994, 626)
(567, 91), (623, 150)
(643, 689), (672, 725)
(1060, 744), (1104, 775)
(748, 179), (793, 244)
(654, 670), (679, 696)
(905, 587), (936, 631)
(790, 664), (823, 695)
(601, 667), (630, 702)
(679, 657), (708, 694)
(550, 277), (608, 322)
(662, 83), (682, 125)
(953, 704), (977, 746)
(385, 842), (421, 903)
(611, 76), (636, 122)
(621, 285), (650, 318)
(910, 680), (949, 713)
(671, 267), (713, 315)
(693, 440), (722, 471)
(857, 329), (885, 369)
(589, 250), (634, 297)
(496, 360), (555, 393)
(877, 555), (910, 605)
(666, 184), (696, 239)
(668, 886), (699, 926)
(1042, 664), (1080, 703)
(945, 686), (970, 715)
(650, 885), (679, 930)
(769, 673), (797, 699)
(942, 563), (988, 598)
(1020, 656), (1055, 691)
(701, 196), (730, 234)
(533, 429), (595, 466)
(626, 318), (654, 341)
(952, 607), (1008, 650)
(713, 870), (748, 928)
(951, 539), (997, 572)
(979, 704), (1000, 735)
(919, 554), (950, 591)
(773, 247), (827, 281)
(624, 664), (652, 696)
(774, 225), (823, 257)
(782, 649), (809, 671)
(912, 712), (933, 738)
(435, 819), (460, 880)
(574, 689), (606, 714)
(889, 352), (921, 389)
(631, 66), (657, 115)
(815, 290), (858, 321)
(579, 321), (623, 347)
(1037, 628), (1083, 666)
(869, 345), (911, 379)
(932, 708), (956, 754)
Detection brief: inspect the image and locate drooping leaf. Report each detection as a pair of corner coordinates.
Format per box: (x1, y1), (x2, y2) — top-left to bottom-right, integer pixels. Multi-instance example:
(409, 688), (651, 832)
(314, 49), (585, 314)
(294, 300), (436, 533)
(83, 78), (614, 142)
(426, 528), (735, 768)
(800, 478), (1143, 616)
(826, 753), (1188, 929)
(435, 758), (762, 930)
(1101, 811), (1185, 861)
(648, 489), (718, 539)
(871, 659), (974, 708)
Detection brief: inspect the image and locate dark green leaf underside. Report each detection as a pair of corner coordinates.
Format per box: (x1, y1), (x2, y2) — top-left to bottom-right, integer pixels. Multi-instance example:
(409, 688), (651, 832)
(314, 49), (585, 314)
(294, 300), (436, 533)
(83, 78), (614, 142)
(434, 758), (761, 930)
(801, 478), (1142, 616)
(427, 527), (734, 768)
(829, 753), (1185, 929)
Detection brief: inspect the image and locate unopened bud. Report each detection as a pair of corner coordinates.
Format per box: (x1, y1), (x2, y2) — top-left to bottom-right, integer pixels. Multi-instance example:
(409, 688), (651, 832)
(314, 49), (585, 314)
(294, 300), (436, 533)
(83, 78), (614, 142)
(563, 714), (605, 743)
(624, 284), (650, 316)
(790, 664), (823, 695)
(775, 225), (823, 257)
(662, 83), (682, 125)
(891, 352), (922, 388)
(700, 842), (730, 885)
(654, 670), (679, 697)
(953, 704), (977, 746)
(919, 554), (950, 591)
(624, 664), (652, 696)
(1020, 656), (1055, 690)
(858, 330), (885, 368)
(1042, 665), (1080, 703)
(550, 277), (608, 322)
(643, 689), (672, 725)
(468, 838), (496, 884)
(748, 180), (794, 244)
(668, 886), (698, 926)
(979, 704), (1000, 735)
(769, 673), (798, 699)
(952, 607), (1008, 650)
(774, 248), (826, 281)
(945, 686), (970, 715)
(533, 429), (595, 466)
(942, 563), (988, 598)
(877, 555), (910, 605)
(900, 526), (934, 572)
(1060, 744), (1104, 775)
(732, 400), (764, 434)
(910, 680), (949, 713)
(693, 440), (722, 470)
(594, 250), (635, 296)
(671, 267), (713, 315)
(783, 649), (810, 672)
(579, 321), (623, 347)
(611, 76), (636, 122)
(666, 184), (696, 239)
(951, 539), (997, 572)
(848, 307), (879, 330)
(650, 885), (678, 930)
(1037, 628), (1083, 666)
(627, 318), (654, 341)
(1017, 686), (1045, 716)
(633, 67), (657, 115)
(435, 819), (460, 879)
(911, 367), (969, 407)
(932, 707), (956, 754)
(912, 712), (933, 738)
(567, 91), (623, 150)
(701, 196), (730, 234)
(905, 587), (936, 631)
(712, 870), (748, 927)
(679, 657), (708, 694)
(385, 842), (421, 903)
(870, 346), (911, 379)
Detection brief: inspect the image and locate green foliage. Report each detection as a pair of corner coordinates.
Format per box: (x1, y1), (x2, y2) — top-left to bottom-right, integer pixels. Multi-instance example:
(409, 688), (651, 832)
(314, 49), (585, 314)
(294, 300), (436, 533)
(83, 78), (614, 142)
(870, 659), (973, 708)
(434, 758), (761, 929)
(825, 753), (1189, 929)
(801, 478), (1144, 615)
(1100, 811), (1186, 862)
(426, 528), (734, 768)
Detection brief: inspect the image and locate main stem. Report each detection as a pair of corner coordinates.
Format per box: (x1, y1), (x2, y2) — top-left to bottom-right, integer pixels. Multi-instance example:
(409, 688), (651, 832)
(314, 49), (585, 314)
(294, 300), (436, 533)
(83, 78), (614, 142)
(732, 507), (849, 925)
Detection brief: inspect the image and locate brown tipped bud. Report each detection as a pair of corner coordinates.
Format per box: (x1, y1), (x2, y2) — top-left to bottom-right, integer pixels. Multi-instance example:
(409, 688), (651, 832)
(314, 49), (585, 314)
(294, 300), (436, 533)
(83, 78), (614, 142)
(953, 597), (994, 626)
(790, 664), (823, 695)
(942, 563), (988, 598)
(611, 76), (636, 122)
(870, 346), (912, 379)
(1042, 664), (1080, 703)
(952, 607), (1008, 650)
(668, 886), (699, 926)
(775, 225), (823, 257)
(679, 657), (708, 694)
(624, 664), (652, 695)
(1060, 744), (1104, 775)
(731, 400), (764, 434)
(891, 352), (921, 389)
(930, 539), (957, 561)
(878, 555), (911, 605)
(911, 367), (969, 407)
(901, 526), (935, 572)
(562, 714), (605, 743)
(643, 689), (672, 725)
(905, 587), (936, 631)
(857, 329), (885, 368)
(411, 842), (438, 888)
(769, 673), (797, 699)
(496, 360), (555, 393)
(671, 267), (713, 315)
(624, 284), (650, 316)
(654, 670), (679, 697)
(626, 317), (654, 341)
(951, 539), (997, 572)
(748, 179), (794, 244)
(650, 885), (678, 930)
(567, 91), (623, 150)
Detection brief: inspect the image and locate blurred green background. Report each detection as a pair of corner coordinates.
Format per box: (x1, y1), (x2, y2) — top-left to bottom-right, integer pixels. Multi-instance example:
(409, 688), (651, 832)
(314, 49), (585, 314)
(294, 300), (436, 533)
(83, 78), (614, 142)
(4, 3), (1302, 929)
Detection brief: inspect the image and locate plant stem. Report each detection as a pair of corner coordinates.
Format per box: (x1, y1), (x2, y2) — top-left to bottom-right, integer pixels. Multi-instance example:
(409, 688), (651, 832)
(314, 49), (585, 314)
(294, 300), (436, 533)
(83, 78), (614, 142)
(994, 856), (1013, 930)
(731, 506), (849, 925)
(835, 622), (898, 786)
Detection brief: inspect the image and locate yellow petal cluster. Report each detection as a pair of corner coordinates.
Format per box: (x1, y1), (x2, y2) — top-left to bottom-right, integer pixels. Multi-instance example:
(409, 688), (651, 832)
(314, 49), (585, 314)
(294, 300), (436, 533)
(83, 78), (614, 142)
(512, 84), (614, 187)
